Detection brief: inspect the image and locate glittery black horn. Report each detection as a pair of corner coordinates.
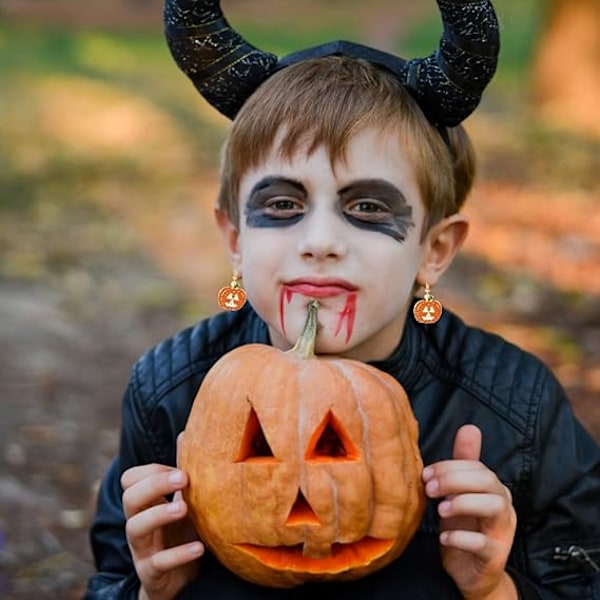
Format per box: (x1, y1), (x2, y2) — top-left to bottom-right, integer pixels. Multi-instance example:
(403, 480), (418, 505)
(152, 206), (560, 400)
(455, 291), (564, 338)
(163, 0), (278, 119)
(164, 0), (500, 127)
(400, 0), (500, 127)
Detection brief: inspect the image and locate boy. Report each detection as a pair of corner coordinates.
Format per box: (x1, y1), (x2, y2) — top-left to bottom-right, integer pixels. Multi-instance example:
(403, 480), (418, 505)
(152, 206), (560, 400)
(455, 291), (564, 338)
(85, 1), (600, 598)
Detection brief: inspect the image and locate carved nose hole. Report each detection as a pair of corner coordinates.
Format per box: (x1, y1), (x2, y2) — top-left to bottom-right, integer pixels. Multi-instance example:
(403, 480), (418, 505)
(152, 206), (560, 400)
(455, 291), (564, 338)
(286, 489), (321, 526)
(235, 404), (278, 463)
(305, 410), (359, 462)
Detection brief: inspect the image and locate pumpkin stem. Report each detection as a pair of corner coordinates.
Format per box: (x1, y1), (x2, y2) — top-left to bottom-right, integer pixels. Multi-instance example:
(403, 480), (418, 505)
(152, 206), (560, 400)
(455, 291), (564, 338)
(289, 300), (319, 359)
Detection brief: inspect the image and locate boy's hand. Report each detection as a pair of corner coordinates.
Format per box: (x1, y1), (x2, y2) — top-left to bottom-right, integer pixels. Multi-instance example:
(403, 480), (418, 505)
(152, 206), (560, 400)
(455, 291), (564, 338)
(122, 435), (203, 600)
(422, 424), (518, 600)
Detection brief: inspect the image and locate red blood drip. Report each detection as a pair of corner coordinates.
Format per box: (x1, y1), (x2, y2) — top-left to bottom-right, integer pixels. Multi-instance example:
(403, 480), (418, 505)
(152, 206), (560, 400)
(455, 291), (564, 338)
(334, 293), (357, 343)
(279, 287), (294, 334)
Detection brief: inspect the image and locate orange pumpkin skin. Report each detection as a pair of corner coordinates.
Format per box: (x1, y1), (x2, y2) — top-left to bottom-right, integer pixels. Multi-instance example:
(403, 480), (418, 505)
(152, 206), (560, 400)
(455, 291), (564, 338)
(180, 305), (426, 588)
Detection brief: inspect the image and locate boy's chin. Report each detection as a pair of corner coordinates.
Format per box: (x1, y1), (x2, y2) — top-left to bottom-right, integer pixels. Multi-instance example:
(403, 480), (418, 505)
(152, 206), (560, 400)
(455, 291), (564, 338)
(301, 331), (357, 358)
(274, 326), (351, 357)
(312, 339), (349, 357)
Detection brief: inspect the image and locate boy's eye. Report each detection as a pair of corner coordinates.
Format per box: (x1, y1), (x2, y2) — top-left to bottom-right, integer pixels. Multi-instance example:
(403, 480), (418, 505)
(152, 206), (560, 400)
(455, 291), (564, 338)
(346, 199), (390, 219)
(269, 199), (300, 210)
(245, 178), (307, 227)
(264, 197), (305, 214)
(352, 201), (383, 213)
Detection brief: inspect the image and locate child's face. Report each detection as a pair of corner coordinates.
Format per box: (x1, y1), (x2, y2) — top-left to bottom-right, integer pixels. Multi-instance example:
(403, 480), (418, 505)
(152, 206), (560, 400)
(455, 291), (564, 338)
(229, 127), (429, 361)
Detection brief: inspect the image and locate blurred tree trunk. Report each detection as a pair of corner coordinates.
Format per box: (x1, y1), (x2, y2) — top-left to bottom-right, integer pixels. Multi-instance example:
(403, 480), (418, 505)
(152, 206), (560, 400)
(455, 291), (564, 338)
(531, 0), (600, 137)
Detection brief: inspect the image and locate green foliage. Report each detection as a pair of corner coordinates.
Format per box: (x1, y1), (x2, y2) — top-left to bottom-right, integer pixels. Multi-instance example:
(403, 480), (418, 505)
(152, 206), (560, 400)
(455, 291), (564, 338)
(0, 21), (218, 205)
(0, 22), (165, 75)
(0, 21), (204, 280)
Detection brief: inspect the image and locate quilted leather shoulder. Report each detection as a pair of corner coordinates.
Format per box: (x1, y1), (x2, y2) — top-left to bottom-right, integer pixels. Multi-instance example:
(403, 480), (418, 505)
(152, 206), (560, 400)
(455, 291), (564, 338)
(133, 305), (269, 406)
(420, 309), (554, 434)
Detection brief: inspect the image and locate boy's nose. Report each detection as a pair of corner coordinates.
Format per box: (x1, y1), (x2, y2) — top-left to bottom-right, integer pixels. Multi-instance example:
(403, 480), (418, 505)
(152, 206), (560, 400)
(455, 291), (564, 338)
(296, 212), (349, 261)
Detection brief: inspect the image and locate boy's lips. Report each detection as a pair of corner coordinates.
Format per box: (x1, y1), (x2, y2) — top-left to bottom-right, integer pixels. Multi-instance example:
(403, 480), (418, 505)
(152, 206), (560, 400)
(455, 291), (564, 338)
(284, 278), (357, 299)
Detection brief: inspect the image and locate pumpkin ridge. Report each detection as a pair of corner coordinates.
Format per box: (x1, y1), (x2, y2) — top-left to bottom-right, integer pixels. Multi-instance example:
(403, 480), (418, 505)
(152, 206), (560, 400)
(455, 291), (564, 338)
(330, 360), (425, 537)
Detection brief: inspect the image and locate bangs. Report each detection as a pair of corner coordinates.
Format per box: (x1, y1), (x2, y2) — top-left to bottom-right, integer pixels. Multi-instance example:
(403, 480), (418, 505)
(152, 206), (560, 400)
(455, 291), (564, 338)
(219, 56), (455, 228)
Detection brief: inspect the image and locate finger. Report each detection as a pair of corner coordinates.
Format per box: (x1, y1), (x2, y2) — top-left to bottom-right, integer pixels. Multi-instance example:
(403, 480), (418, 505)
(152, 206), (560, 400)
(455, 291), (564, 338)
(121, 463), (173, 490)
(440, 529), (491, 558)
(452, 424), (482, 461)
(424, 458), (485, 480)
(126, 498), (188, 553)
(145, 540), (205, 574)
(440, 528), (513, 569)
(425, 466), (499, 498)
(122, 469), (188, 519)
(438, 492), (512, 521)
(422, 425), (483, 483)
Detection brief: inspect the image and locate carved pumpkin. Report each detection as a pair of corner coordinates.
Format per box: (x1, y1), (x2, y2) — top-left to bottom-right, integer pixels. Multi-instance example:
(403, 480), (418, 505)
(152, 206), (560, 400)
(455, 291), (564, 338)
(180, 301), (425, 588)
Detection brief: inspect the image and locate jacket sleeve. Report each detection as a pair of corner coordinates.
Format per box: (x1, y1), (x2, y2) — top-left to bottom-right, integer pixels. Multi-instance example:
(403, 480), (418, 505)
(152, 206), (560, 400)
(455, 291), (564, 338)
(84, 359), (174, 600)
(510, 370), (600, 599)
(84, 457), (141, 599)
(83, 378), (150, 599)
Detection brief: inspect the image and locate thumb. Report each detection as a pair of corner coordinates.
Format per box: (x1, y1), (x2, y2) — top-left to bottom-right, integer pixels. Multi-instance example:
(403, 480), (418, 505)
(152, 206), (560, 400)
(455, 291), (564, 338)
(452, 424), (482, 461)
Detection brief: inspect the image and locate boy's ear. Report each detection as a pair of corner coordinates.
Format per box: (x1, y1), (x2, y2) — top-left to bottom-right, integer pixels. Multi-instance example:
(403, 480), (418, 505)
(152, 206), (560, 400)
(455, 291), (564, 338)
(214, 206), (241, 267)
(417, 214), (469, 287)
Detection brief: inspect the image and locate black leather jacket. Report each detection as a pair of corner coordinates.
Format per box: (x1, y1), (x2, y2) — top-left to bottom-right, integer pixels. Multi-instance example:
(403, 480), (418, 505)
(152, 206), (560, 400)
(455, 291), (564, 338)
(85, 304), (600, 599)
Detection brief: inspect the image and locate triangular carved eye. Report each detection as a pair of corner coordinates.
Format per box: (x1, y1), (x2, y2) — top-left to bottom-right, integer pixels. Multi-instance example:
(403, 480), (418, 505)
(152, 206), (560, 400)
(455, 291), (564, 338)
(285, 489), (321, 526)
(305, 410), (359, 462)
(235, 406), (278, 463)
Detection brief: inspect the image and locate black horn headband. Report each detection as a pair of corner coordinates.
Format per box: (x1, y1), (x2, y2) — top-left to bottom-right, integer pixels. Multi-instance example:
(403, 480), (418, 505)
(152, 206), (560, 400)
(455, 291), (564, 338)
(164, 0), (500, 129)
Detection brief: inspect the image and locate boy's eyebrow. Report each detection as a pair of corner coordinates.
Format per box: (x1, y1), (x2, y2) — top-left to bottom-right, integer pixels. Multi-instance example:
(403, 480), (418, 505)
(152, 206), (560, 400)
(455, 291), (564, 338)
(339, 179), (411, 208)
(248, 176), (306, 198)
(247, 176), (412, 211)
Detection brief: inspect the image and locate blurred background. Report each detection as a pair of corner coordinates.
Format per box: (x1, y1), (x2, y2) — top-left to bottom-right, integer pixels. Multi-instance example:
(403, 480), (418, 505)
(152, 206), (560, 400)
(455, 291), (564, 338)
(0, 0), (598, 597)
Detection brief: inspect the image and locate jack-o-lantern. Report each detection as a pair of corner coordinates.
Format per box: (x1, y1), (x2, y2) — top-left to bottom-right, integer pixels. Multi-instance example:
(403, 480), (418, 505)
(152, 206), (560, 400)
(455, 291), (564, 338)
(180, 301), (425, 588)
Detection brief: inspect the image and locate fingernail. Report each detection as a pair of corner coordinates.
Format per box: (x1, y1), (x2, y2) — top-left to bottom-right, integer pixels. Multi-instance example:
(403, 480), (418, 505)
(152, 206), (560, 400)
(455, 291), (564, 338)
(189, 542), (203, 556)
(422, 467), (434, 480)
(438, 500), (451, 516)
(167, 500), (182, 514)
(169, 470), (184, 485)
(425, 479), (439, 495)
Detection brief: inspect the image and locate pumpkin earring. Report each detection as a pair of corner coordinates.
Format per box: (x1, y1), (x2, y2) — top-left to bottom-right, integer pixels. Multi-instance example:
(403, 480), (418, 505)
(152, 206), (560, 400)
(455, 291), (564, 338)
(217, 271), (247, 311)
(413, 283), (443, 325)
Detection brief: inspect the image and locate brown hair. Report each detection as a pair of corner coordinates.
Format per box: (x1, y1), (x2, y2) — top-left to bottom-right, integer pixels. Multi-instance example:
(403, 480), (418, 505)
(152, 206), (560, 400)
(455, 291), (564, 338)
(217, 56), (475, 233)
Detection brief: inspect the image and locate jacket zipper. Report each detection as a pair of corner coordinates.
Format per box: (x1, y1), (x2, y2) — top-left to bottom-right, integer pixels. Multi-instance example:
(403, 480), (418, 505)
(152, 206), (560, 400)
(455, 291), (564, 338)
(553, 545), (600, 572)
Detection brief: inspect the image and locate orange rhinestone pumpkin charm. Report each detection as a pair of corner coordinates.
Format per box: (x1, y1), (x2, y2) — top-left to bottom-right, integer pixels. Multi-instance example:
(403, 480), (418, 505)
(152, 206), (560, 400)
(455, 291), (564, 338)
(413, 284), (442, 325)
(217, 273), (247, 311)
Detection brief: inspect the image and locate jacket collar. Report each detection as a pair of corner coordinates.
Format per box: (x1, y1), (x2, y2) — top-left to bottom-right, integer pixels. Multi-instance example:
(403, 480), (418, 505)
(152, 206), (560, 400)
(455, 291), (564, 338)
(368, 309), (423, 390)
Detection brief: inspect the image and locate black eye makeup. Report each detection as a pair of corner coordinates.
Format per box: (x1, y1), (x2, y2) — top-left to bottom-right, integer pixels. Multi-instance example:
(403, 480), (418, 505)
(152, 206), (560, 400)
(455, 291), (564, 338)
(339, 179), (415, 242)
(244, 176), (307, 228)
(243, 176), (415, 242)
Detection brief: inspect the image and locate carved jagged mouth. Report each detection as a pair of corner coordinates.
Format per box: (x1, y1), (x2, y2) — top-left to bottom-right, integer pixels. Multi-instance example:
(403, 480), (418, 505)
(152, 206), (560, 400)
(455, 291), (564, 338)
(235, 536), (394, 573)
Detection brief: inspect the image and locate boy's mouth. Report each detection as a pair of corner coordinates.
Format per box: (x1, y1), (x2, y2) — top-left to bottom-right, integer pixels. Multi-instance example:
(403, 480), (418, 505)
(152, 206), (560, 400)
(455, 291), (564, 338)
(279, 281), (358, 342)
(284, 278), (357, 299)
